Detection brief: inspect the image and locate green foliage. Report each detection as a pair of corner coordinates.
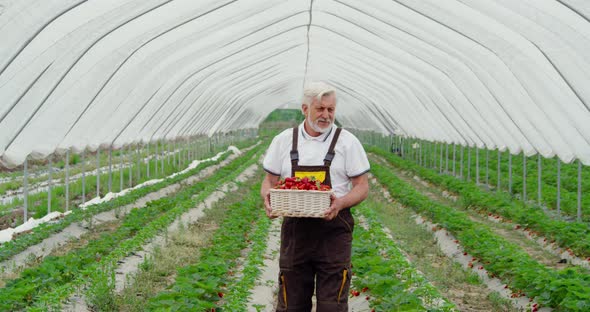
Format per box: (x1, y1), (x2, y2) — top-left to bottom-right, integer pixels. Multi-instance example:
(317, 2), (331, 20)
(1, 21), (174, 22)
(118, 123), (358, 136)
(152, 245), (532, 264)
(369, 159), (590, 310)
(368, 146), (590, 258)
(147, 182), (266, 311)
(353, 203), (456, 311)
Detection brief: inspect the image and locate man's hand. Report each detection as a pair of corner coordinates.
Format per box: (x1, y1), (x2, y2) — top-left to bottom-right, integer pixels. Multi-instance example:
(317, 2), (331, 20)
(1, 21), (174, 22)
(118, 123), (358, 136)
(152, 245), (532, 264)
(323, 173), (369, 221)
(263, 191), (278, 219)
(324, 193), (344, 220)
(261, 173), (280, 219)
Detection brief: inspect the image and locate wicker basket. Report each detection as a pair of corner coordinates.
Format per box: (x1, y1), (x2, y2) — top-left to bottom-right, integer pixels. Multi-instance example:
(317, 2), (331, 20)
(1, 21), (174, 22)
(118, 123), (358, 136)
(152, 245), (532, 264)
(269, 189), (332, 218)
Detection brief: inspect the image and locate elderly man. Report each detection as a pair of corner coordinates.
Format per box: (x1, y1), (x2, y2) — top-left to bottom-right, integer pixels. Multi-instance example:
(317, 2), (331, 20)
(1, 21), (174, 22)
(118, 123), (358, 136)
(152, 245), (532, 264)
(261, 82), (370, 312)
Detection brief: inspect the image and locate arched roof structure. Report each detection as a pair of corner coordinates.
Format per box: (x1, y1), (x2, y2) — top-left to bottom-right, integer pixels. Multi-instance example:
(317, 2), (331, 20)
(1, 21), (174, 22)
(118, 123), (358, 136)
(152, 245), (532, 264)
(1, 0), (590, 168)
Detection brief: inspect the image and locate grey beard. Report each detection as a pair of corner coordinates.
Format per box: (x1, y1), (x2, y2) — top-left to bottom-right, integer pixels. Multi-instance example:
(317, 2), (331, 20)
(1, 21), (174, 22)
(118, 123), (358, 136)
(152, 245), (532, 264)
(307, 117), (332, 134)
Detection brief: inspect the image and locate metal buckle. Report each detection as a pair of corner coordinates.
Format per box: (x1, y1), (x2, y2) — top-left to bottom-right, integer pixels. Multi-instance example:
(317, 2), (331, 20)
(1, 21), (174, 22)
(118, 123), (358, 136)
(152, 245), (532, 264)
(290, 150), (299, 161)
(324, 152), (335, 163)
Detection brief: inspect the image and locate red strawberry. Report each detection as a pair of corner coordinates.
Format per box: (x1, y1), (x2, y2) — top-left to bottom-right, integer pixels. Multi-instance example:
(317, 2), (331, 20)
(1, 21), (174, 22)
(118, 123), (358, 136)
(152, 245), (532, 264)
(217, 292), (224, 298)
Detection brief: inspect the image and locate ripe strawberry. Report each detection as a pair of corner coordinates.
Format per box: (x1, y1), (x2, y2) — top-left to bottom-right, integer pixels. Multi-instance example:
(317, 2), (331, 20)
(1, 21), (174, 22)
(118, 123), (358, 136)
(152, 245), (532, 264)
(361, 287), (369, 292)
(217, 292), (224, 298)
(365, 296), (370, 300)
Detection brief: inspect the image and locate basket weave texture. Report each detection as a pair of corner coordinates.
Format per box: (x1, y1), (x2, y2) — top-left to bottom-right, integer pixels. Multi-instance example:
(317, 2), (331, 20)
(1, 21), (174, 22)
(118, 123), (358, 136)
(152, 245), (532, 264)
(270, 189), (332, 218)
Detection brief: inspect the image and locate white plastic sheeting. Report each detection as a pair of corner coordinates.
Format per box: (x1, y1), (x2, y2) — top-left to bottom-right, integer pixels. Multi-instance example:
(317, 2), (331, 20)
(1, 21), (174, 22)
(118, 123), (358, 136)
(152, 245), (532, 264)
(1, 0), (590, 167)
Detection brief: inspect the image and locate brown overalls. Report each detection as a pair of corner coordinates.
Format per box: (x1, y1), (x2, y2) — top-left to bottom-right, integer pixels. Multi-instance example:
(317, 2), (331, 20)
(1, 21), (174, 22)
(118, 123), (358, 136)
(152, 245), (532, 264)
(277, 127), (354, 312)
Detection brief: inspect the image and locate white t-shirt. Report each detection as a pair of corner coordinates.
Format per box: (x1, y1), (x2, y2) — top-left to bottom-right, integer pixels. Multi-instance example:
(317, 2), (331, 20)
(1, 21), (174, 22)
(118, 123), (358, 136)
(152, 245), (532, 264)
(263, 123), (370, 198)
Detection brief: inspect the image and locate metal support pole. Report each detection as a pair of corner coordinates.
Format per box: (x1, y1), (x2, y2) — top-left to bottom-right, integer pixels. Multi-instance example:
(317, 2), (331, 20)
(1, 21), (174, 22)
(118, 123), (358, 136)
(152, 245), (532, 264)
(467, 146), (471, 181)
(577, 160), (582, 221)
(167, 141), (171, 165)
(445, 143), (449, 173)
(460, 145), (464, 178)
(476, 147), (480, 184)
(453, 143), (457, 176)
(486, 149), (489, 186)
(419, 141), (423, 166)
(523, 153), (527, 201)
(119, 148), (123, 192)
(439, 142), (443, 174)
(497, 150), (501, 192)
(48, 157), (52, 214)
(136, 145), (140, 182)
(146, 142), (150, 178)
(557, 158), (561, 217)
(160, 141), (164, 175)
(508, 153), (513, 195)
(66, 150), (69, 211)
(82, 151), (86, 204)
(538, 154), (542, 205)
(401, 137), (405, 158)
(128, 145), (133, 188)
(108, 146), (112, 194)
(155, 141), (158, 177)
(24, 158), (28, 222)
(96, 149), (100, 198)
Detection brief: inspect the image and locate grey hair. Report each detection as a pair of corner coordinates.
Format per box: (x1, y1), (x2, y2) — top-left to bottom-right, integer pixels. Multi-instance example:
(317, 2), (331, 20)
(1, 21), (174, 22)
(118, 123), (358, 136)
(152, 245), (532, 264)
(302, 81), (336, 106)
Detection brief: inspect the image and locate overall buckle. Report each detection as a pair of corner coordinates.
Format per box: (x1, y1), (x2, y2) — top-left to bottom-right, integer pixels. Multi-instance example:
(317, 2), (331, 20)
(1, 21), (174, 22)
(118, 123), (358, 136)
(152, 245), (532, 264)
(290, 150), (299, 161)
(324, 152), (335, 163)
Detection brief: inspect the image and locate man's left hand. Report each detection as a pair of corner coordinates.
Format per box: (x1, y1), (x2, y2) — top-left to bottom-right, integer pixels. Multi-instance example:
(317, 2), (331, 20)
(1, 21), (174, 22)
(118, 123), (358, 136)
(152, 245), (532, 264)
(324, 193), (344, 220)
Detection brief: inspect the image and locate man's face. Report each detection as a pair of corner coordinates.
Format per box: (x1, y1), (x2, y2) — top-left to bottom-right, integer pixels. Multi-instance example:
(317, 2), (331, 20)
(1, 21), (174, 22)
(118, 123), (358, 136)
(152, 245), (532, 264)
(303, 93), (336, 134)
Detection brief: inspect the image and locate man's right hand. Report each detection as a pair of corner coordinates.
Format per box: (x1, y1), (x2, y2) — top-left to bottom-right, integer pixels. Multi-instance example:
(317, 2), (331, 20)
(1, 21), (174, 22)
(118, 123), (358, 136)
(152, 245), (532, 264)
(264, 192), (278, 219)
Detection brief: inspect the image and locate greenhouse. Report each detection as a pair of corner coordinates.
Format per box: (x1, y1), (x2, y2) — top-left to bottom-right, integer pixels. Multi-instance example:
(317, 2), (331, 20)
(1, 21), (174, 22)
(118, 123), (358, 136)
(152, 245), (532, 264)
(0, 0), (589, 311)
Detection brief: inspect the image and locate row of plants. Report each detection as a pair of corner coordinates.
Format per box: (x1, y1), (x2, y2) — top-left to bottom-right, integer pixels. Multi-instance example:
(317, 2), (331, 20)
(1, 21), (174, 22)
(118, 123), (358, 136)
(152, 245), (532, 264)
(0, 145), (264, 311)
(0, 136), (206, 197)
(0, 146), (238, 263)
(392, 139), (589, 219)
(352, 203), (456, 311)
(24, 144), (265, 311)
(368, 146), (590, 258)
(146, 181), (267, 311)
(0, 131), (256, 185)
(0, 137), (258, 222)
(370, 160), (590, 310)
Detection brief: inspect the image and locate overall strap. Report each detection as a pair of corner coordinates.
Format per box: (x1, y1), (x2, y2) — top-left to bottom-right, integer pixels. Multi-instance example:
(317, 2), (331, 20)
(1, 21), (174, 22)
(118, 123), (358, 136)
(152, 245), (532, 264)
(324, 128), (342, 166)
(290, 127), (299, 168)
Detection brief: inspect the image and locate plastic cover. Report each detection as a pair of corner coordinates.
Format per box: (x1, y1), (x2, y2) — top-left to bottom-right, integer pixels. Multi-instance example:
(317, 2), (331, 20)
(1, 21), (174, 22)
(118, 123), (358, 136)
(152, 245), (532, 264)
(1, 0), (589, 168)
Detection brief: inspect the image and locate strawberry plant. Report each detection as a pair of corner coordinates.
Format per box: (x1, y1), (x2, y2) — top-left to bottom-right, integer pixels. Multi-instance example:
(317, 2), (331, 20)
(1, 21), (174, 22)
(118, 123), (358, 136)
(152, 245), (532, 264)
(147, 182), (265, 311)
(370, 161), (590, 310)
(368, 146), (590, 258)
